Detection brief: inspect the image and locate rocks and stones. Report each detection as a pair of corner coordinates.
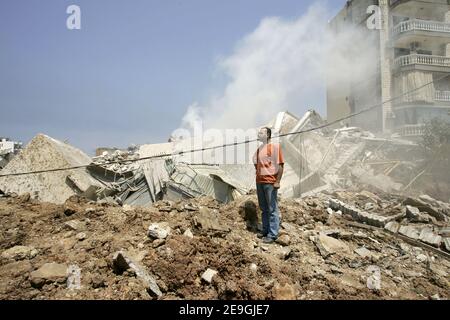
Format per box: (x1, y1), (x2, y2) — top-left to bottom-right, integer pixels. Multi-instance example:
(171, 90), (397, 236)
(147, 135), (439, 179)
(112, 251), (162, 297)
(30, 263), (68, 288)
(313, 233), (350, 258)
(201, 268), (218, 284)
(354, 247), (372, 259)
(272, 282), (297, 300)
(398, 225), (421, 240)
(194, 208), (230, 233)
(366, 266), (381, 291)
(384, 221), (400, 233)
(364, 203), (375, 211)
(443, 238), (450, 252)
(1, 246), (38, 261)
(239, 200), (259, 232)
(76, 232), (87, 241)
(416, 254), (428, 263)
(276, 234), (291, 246)
(403, 197), (446, 222)
(148, 223), (171, 240)
(183, 228), (194, 239)
(405, 205), (420, 220)
(277, 247), (292, 260)
(64, 220), (86, 232)
(418, 228), (442, 247)
(249, 263), (258, 273)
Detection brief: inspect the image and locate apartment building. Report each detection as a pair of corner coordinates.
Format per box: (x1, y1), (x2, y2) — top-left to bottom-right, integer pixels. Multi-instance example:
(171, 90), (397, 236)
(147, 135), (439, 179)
(327, 0), (450, 137)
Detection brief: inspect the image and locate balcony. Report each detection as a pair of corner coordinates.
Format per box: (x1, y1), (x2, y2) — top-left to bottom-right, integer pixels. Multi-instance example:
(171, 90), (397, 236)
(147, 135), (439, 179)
(393, 54), (450, 73)
(396, 124), (425, 138)
(392, 19), (450, 48)
(435, 90), (450, 102)
(394, 91), (450, 106)
(393, 19), (450, 36)
(390, 1), (450, 21)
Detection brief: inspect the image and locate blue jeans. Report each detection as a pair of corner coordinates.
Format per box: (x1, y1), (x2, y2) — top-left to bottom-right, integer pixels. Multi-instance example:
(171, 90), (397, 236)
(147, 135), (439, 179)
(256, 183), (280, 240)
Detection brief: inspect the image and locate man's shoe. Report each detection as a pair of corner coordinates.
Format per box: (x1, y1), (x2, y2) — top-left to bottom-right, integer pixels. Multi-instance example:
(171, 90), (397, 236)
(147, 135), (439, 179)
(262, 237), (275, 244)
(257, 232), (267, 239)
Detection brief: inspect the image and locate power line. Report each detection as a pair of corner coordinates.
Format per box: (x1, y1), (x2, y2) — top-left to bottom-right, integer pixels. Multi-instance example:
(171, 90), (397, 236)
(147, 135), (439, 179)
(0, 73), (448, 178)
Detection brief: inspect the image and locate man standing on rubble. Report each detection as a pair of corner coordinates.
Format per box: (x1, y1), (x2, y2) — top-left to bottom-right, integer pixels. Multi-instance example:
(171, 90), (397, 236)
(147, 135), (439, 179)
(253, 127), (284, 244)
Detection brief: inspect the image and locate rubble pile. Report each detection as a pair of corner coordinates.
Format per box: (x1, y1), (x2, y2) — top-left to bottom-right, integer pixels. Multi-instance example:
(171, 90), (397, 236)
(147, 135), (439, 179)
(0, 110), (448, 300)
(0, 189), (448, 300)
(0, 138), (22, 170)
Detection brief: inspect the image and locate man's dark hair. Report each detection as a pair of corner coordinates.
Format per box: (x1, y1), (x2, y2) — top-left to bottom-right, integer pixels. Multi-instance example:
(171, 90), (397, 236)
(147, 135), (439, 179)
(264, 127), (272, 140)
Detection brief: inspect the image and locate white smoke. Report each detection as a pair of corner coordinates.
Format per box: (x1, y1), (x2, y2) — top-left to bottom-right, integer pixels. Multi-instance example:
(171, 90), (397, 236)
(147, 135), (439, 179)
(179, 1), (377, 139)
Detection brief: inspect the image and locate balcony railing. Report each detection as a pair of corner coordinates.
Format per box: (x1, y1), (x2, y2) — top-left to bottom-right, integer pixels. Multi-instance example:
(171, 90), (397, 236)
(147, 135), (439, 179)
(435, 90), (450, 102)
(393, 19), (450, 36)
(394, 54), (450, 69)
(397, 124), (426, 137)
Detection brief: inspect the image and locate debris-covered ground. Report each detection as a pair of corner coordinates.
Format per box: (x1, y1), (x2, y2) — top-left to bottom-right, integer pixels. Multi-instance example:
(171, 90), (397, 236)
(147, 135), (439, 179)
(1, 190), (449, 300)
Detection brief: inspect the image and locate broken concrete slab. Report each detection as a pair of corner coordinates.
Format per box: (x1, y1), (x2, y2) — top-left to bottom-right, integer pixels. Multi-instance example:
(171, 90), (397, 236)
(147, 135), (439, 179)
(354, 247), (372, 259)
(0, 134), (102, 204)
(398, 225), (421, 240)
(418, 228), (442, 248)
(148, 223), (171, 240)
(183, 228), (194, 239)
(194, 207), (230, 233)
(313, 233), (350, 258)
(276, 234), (291, 246)
(406, 205), (420, 220)
(1, 246), (38, 261)
(384, 221), (400, 234)
(64, 220), (86, 232)
(443, 238), (450, 252)
(30, 263), (68, 288)
(404, 197), (446, 222)
(112, 251), (162, 297)
(329, 198), (404, 227)
(201, 268), (218, 284)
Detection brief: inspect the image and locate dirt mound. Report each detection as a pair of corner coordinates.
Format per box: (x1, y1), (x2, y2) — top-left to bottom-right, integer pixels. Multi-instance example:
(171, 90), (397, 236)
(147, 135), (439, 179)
(0, 192), (449, 300)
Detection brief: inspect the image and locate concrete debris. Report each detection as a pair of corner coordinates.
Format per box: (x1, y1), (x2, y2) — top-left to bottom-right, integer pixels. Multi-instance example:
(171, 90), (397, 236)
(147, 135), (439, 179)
(183, 228), (194, 239)
(354, 247), (372, 259)
(384, 221), (400, 234)
(0, 134), (102, 204)
(399, 225), (421, 240)
(1, 246), (38, 261)
(194, 207), (230, 233)
(366, 266), (381, 291)
(404, 197), (447, 222)
(30, 263), (68, 288)
(443, 238), (450, 252)
(201, 268), (218, 284)
(148, 223), (171, 240)
(313, 233), (350, 258)
(0, 137), (22, 169)
(76, 232), (87, 241)
(276, 234), (291, 247)
(64, 220), (86, 232)
(272, 282), (297, 300)
(112, 251), (162, 297)
(0, 111), (450, 300)
(0, 190), (449, 300)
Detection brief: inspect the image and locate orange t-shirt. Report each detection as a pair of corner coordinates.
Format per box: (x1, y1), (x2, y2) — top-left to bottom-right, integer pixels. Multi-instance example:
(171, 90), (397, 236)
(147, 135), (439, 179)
(253, 143), (285, 184)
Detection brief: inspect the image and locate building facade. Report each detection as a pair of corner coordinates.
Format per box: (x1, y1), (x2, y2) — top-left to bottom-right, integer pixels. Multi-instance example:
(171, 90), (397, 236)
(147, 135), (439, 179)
(327, 0), (450, 137)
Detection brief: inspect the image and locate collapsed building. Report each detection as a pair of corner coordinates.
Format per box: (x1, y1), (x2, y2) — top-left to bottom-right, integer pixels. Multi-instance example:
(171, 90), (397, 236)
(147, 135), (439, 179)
(0, 111), (448, 256)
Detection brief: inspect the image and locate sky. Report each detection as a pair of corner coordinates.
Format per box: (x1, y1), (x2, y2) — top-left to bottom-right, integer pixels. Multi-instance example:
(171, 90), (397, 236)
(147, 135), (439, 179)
(0, 0), (347, 154)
